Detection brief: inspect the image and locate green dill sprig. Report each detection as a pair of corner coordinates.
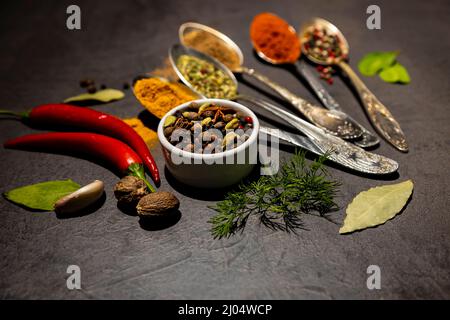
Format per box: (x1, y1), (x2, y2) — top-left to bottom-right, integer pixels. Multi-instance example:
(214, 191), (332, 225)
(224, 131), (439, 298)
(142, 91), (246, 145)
(209, 151), (340, 239)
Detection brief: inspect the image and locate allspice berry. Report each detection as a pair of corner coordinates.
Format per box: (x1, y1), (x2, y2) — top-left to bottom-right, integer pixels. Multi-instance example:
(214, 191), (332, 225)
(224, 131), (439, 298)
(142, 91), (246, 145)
(114, 176), (149, 206)
(137, 192), (180, 217)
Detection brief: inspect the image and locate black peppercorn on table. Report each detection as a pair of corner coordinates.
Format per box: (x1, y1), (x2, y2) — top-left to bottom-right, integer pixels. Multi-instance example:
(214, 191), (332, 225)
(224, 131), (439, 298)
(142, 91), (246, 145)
(0, 0), (449, 299)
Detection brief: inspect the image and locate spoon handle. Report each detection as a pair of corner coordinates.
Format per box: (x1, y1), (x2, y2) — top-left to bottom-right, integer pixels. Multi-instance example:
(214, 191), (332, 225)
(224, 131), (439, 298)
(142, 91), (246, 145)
(238, 94), (322, 138)
(259, 126), (323, 156)
(239, 66), (362, 140)
(337, 61), (408, 152)
(295, 61), (340, 110)
(295, 61), (380, 148)
(238, 95), (398, 175)
(239, 66), (316, 120)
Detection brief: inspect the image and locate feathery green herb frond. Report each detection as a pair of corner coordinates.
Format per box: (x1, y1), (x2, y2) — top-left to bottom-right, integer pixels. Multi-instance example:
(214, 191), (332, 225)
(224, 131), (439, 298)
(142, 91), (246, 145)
(209, 151), (340, 239)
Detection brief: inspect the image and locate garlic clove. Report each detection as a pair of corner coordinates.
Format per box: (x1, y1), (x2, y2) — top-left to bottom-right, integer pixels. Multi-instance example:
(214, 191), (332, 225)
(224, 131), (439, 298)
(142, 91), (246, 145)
(54, 180), (104, 215)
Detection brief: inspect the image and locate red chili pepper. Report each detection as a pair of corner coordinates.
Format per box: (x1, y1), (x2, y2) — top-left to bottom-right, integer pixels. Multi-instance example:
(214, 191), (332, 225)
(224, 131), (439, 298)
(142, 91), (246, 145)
(4, 132), (155, 192)
(0, 104), (160, 185)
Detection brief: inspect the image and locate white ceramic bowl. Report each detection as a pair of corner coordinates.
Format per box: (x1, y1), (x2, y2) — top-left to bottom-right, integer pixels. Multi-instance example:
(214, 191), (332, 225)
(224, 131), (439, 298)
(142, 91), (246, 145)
(158, 99), (260, 188)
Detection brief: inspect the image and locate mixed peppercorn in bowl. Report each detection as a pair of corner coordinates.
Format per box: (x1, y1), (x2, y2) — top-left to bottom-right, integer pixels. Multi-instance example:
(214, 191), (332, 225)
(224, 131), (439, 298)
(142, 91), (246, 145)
(157, 99), (259, 188)
(162, 101), (254, 154)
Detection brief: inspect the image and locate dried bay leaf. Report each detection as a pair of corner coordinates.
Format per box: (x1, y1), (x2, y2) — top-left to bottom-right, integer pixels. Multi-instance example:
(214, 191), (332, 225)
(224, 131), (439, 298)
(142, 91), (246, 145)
(64, 89), (125, 104)
(339, 180), (413, 234)
(4, 179), (81, 211)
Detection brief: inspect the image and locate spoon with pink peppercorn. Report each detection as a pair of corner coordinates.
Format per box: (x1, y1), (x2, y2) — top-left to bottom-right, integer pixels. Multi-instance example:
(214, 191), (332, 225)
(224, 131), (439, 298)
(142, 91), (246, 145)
(299, 17), (408, 152)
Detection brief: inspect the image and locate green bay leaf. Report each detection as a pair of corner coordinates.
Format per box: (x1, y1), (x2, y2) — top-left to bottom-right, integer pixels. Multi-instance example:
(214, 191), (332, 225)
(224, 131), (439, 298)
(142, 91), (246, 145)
(379, 63), (411, 84)
(4, 179), (81, 211)
(339, 180), (413, 234)
(64, 89), (125, 104)
(358, 51), (398, 76)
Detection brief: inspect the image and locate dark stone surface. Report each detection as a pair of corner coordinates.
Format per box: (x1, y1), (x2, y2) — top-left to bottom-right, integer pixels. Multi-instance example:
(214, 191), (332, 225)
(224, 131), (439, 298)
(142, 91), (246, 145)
(0, 0), (449, 299)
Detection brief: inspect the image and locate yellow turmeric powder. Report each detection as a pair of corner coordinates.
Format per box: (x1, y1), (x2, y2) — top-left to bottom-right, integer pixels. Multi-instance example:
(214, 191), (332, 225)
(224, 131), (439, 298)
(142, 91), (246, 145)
(133, 78), (198, 119)
(123, 118), (158, 148)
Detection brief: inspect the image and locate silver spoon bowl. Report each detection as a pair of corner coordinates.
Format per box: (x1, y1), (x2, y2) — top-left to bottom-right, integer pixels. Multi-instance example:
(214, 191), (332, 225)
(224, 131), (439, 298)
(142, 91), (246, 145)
(169, 44), (238, 100)
(179, 22), (244, 70)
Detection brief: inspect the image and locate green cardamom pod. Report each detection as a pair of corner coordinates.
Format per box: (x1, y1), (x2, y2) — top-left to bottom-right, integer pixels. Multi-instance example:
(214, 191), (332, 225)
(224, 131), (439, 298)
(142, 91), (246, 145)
(225, 118), (239, 130)
(164, 115), (177, 127)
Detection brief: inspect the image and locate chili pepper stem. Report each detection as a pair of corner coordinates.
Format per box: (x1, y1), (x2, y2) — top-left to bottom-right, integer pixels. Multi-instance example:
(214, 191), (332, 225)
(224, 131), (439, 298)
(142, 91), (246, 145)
(128, 163), (156, 192)
(0, 109), (27, 118)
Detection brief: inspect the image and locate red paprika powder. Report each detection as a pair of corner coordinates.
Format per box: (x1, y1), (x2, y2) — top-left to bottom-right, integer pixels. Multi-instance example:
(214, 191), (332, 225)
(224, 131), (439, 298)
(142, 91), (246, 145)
(250, 13), (301, 63)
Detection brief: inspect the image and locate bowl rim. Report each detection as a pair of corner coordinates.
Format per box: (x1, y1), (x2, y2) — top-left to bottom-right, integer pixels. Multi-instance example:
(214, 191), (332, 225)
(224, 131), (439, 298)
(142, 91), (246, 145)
(157, 99), (260, 161)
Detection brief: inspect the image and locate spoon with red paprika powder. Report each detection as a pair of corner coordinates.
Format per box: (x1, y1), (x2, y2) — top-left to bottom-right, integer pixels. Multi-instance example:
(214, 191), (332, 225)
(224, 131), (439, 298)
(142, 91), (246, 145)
(249, 13), (379, 148)
(179, 21), (362, 141)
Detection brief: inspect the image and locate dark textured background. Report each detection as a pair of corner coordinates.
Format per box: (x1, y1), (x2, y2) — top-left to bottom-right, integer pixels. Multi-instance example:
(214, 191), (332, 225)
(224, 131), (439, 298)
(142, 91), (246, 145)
(0, 0), (449, 299)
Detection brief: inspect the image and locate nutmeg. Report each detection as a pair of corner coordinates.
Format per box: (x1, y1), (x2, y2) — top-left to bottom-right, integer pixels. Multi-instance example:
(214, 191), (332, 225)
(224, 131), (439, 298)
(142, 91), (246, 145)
(114, 176), (149, 206)
(137, 192), (180, 217)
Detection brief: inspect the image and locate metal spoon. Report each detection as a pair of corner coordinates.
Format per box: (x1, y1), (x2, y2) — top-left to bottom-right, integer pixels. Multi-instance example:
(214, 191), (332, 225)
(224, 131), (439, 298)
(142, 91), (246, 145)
(178, 23), (362, 140)
(246, 15), (379, 148)
(299, 18), (408, 152)
(258, 126), (395, 174)
(240, 95), (398, 175)
(295, 63), (379, 148)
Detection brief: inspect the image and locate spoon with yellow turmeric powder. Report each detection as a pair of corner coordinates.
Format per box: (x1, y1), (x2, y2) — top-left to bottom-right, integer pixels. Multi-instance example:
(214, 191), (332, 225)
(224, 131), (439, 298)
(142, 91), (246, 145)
(132, 76), (199, 119)
(126, 76), (199, 148)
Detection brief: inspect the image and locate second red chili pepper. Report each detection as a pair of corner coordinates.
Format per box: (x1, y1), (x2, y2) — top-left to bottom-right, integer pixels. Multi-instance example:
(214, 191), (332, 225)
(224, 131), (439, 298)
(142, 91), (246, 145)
(0, 104), (160, 185)
(4, 132), (155, 192)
